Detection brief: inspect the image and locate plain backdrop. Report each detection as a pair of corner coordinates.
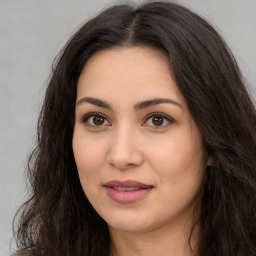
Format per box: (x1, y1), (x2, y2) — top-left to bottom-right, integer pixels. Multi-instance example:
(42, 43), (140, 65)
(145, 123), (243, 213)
(0, 0), (255, 255)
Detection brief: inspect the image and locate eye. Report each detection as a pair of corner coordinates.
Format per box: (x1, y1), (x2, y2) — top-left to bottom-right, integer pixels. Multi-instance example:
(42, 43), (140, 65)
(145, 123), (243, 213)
(143, 113), (174, 127)
(82, 112), (110, 127)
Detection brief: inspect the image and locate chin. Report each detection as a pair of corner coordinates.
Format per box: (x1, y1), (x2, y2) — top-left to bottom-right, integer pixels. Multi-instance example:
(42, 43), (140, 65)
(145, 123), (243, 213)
(108, 221), (151, 233)
(104, 212), (156, 233)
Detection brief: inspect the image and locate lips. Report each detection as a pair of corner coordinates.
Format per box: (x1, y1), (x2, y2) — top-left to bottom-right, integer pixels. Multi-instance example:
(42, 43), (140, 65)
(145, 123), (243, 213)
(103, 180), (153, 203)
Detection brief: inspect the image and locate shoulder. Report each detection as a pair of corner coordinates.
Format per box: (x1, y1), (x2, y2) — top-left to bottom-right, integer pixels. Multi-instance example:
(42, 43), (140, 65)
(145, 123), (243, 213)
(11, 251), (30, 256)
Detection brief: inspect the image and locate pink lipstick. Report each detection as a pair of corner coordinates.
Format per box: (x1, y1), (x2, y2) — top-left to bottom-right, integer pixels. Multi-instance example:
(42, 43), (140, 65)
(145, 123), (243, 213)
(104, 180), (153, 203)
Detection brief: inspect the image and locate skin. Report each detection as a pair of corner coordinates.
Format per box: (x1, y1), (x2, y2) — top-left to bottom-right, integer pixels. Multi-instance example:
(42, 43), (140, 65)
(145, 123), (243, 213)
(73, 46), (210, 256)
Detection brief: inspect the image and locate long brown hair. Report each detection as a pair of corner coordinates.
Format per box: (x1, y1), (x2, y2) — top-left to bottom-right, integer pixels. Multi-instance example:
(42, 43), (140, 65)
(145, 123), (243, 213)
(13, 2), (256, 256)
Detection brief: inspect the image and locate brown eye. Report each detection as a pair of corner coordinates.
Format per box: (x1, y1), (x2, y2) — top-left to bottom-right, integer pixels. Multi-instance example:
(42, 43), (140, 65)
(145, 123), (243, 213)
(152, 116), (164, 126)
(143, 113), (174, 128)
(83, 113), (110, 127)
(93, 116), (105, 125)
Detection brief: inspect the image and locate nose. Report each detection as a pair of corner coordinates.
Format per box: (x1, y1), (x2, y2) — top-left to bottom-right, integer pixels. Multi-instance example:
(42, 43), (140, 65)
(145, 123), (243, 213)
(106, 125), (143, 170)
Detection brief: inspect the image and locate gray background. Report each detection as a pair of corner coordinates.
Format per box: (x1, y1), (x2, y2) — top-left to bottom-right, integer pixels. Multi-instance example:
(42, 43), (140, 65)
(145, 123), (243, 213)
(1, 0), (255, 255)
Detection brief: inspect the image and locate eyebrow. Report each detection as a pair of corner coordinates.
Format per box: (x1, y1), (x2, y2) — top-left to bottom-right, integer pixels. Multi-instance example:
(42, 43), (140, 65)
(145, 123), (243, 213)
(77, 97), (111, 109)
(76, 97), (183, 110)
(134, 98), (183, 110)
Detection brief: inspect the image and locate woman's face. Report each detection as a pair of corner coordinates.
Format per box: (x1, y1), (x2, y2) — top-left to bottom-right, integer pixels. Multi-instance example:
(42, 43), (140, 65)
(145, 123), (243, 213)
(73, 46), (208, 234)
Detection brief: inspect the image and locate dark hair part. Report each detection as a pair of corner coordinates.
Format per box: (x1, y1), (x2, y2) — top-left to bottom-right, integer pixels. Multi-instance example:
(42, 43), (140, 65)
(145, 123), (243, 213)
(13, 1), (256, 256)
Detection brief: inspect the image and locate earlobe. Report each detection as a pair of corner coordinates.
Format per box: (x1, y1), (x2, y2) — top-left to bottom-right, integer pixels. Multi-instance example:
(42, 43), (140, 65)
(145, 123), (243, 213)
(206, 155), (213, 167)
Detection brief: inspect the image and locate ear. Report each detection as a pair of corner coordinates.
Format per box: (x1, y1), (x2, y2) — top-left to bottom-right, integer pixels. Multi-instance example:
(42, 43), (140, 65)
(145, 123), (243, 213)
(206, 155), (213, 167)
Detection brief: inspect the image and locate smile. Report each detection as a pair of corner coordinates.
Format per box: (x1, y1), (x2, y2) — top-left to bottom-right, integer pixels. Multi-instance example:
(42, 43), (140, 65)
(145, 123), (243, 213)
(112, 187), (140, 191)
(103, 180), (153, 204)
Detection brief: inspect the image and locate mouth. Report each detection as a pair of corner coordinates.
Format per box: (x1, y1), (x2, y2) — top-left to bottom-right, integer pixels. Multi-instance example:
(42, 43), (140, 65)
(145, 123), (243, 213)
(103, 180), (153, 203)
(111, 186), (141, 191)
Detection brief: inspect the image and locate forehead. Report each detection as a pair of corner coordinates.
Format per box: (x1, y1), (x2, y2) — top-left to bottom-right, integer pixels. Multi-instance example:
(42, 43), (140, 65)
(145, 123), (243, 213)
(77, 46), (185, 107)
(84, 46), (169, 69)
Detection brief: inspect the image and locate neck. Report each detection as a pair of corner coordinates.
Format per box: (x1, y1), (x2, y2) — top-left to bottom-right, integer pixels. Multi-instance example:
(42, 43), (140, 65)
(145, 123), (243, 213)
(109, 217), (200, 256)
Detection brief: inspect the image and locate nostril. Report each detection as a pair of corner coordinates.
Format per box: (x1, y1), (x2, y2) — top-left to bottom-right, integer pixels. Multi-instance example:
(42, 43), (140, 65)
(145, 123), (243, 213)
(106, 150), (143, 170)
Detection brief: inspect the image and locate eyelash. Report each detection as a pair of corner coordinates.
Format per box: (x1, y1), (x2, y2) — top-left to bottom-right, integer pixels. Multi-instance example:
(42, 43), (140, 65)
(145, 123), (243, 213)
(81, 112), (174, 128)
(81, 112), (110, 127)
(143, 112), (174, 127)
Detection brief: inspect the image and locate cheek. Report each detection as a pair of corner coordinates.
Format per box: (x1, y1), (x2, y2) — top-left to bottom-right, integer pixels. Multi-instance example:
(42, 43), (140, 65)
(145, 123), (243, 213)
(73, 143), (97, 172)
(72, 130), (106, 186)
(148, 134), (205, 216)
(146, 129), (206, 182)
(72, 135), (104, 204)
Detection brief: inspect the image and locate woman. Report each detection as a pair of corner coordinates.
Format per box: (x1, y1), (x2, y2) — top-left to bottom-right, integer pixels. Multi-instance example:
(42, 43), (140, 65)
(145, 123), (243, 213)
(13, 1), (256, 256)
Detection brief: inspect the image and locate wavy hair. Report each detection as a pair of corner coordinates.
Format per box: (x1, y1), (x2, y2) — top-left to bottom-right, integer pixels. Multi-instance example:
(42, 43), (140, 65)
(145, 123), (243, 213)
(13, 1), (256, 256)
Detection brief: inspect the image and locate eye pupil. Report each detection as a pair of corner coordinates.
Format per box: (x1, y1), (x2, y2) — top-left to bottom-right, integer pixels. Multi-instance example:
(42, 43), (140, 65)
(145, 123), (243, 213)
(93, 116), (104, 125)
(152, 116), (163, 126)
